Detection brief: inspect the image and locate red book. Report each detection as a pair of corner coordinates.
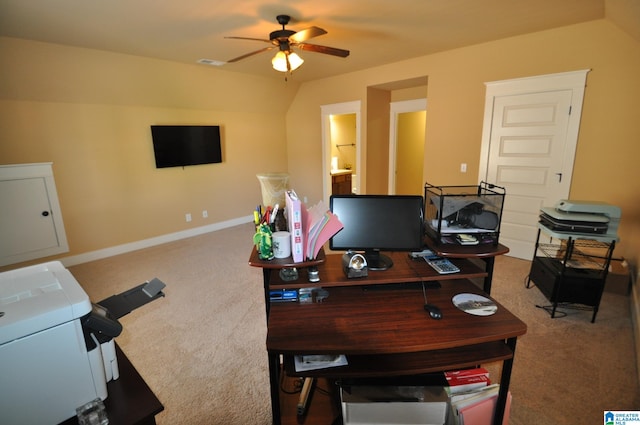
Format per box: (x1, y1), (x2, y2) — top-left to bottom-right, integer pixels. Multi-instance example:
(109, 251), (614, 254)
(446, 374), (491, 394)
(445, 367), (490, 381)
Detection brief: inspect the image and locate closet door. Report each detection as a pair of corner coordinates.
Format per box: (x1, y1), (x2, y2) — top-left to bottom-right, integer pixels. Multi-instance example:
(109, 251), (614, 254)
(478, 70), (589, 260)
(0, 163), (69, 266)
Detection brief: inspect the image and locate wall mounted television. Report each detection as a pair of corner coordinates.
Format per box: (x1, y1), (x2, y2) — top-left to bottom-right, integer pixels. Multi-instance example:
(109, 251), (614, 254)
(330, 195), (424, 270)
(151, 125), (222, 168)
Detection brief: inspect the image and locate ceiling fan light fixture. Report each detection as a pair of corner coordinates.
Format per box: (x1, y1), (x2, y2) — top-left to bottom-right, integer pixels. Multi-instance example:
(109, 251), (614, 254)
(272, 51), (304, 73)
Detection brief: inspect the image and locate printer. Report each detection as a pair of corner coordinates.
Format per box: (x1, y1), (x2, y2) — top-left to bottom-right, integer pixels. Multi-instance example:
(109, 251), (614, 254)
(0, 261), (122, 425)
(539, 200), (621, 239)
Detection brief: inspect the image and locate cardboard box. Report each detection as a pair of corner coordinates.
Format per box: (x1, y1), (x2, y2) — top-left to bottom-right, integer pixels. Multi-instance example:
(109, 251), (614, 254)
(605, 259), (631, 295)
(341, 385), (448, 425)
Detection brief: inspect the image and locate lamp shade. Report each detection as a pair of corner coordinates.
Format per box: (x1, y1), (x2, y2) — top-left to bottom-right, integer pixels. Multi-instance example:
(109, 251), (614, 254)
(272, 51), (304, 72)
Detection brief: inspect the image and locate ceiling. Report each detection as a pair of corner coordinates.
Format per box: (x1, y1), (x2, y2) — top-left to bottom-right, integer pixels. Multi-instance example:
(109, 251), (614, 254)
(1, 0), (638, 82)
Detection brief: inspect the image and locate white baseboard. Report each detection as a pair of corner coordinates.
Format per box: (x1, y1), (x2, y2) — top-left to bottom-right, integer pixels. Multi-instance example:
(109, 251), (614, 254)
(60, 215), (253, 267)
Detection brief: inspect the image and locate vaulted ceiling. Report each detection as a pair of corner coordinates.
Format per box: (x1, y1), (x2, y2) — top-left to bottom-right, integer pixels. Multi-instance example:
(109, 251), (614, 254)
(1, 0), (638, 82)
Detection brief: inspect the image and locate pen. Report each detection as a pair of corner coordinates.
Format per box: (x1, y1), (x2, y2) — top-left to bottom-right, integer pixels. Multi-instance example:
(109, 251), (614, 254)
(270, 204), (279, 224)
(263, 206), (272, 224)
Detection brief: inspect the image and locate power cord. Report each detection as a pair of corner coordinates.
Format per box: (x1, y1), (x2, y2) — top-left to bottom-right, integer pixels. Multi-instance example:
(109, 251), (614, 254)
(536, 302), (594, 318)
(280, 374), (304, 395)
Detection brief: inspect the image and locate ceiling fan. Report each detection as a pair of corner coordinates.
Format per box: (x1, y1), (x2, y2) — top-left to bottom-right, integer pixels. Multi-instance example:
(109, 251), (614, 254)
(225, 15), (350, 73)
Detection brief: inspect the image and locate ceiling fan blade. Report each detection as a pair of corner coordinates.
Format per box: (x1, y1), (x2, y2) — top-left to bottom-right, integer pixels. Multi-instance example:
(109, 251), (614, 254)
(296, 43), (350, 58)
(225, 36), (273, 44)
(226, 46), (274, 63)
(289, 26), (327, 43)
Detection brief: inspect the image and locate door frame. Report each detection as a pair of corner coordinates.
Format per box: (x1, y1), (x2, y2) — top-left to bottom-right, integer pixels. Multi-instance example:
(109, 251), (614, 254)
(388, 98), (427, 194)
(321, 101), (362, 205)
(478, 69), (590, 186)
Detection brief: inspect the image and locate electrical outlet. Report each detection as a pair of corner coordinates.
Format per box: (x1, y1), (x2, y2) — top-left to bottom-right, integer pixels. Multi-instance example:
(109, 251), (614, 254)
(185, 213), (192, 222)
(202, 210), (208, 218)
(460, 163), (467, 173)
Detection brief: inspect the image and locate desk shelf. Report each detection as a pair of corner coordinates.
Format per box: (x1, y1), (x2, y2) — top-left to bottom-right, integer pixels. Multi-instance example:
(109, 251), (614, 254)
(268, 254), (487, 289)
(284, 341), (513, 379)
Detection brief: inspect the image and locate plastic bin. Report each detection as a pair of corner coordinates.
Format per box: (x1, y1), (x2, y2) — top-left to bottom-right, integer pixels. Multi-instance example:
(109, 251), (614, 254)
(257, 173), (289, 207)
(424, 181), (505, 246)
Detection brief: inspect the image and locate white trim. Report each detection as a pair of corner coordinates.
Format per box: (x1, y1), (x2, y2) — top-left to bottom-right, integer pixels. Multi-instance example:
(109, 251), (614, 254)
(321, 101), (362, 204)
(60, 215), (253, 267)
(478, 69), (590, 182)
(388, 99), (427, 194)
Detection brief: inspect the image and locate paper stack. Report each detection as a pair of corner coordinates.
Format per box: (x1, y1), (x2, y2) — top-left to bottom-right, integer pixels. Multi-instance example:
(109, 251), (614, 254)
(303, 200), (343, 260)
(285, 190), (343, 262)
(445, 368), (512, 425)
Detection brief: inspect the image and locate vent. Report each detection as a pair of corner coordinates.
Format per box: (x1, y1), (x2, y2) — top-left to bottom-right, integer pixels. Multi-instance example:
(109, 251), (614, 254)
(197, 58), (226, 66)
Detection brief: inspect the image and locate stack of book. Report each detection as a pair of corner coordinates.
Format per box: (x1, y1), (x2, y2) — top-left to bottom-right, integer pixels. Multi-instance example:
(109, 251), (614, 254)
(445, 368), (511, 425)
(285, 190), (343, 262)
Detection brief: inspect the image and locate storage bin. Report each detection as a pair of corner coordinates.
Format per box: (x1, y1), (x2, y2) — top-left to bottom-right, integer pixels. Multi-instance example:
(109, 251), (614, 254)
(424, 182), (505, 246)
(341, 384), (448, 425)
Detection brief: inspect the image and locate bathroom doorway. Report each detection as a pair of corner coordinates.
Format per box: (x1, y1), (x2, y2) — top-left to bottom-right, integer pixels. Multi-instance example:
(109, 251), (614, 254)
(321, 101), (362, 205)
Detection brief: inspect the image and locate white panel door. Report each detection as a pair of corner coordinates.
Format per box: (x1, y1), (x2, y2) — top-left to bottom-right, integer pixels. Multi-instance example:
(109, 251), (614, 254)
(487, 91), (572, 259)
(0, 177), (60, 258)
(0, 163), (69, 266)
(479, 71), (589, 260)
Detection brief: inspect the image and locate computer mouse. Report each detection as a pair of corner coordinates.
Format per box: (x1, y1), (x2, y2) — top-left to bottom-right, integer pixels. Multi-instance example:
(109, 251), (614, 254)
(424, 304), (442, 320)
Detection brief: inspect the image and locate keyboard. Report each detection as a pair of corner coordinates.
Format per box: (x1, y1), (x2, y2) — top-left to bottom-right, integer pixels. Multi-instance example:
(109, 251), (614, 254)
(424, 257), (460, 274)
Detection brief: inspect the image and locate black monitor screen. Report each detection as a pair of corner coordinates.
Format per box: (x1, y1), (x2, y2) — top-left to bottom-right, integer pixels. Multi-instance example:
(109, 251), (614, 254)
(151, 125), (222, 168)
(330, 195), (424, 270)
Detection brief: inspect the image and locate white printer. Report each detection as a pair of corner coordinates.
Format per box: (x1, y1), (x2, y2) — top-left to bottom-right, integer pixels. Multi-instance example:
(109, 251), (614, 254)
(539, 200), (621, 240)
(0, 261), (122, 425)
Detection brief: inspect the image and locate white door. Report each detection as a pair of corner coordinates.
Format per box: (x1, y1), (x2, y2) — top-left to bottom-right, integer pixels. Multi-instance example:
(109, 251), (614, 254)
(0, 163), (69, 266)
(479, 70), (589, 259)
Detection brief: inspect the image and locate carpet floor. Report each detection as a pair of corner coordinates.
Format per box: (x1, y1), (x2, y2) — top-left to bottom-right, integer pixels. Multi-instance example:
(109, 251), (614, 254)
(68, 223), (640, 424)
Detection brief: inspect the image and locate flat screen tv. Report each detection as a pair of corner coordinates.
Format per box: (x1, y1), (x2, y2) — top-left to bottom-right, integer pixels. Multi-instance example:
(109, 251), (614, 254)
(151, 125), (222, 168)
(330, 195), (424, 270)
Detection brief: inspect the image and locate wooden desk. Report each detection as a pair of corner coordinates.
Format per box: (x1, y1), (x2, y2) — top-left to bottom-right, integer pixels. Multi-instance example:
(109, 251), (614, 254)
(61, 344), (164, 425)
(252, 250), (526, 425)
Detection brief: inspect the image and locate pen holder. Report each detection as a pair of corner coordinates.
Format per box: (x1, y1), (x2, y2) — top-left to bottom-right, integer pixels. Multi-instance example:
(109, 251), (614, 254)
(253, 223), (274, 260)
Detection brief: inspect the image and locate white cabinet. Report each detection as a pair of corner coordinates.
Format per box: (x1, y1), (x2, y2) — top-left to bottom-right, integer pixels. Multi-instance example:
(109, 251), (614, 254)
(0, 163), (69, 266)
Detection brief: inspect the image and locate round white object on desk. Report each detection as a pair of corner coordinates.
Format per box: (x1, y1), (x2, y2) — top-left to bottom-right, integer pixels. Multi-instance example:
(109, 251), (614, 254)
(272, 231), (291, 258)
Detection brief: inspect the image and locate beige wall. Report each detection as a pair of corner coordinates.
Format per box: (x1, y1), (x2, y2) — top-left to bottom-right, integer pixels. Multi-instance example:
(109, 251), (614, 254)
(1, 18), (639, 275)
(286, 19), (640, 265)
(0, 37), (298, 268)
(395, 111), (426, 195)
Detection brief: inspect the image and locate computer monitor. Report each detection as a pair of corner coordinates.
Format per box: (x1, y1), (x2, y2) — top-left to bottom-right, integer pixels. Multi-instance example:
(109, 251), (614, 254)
(329, 195), (424, 270)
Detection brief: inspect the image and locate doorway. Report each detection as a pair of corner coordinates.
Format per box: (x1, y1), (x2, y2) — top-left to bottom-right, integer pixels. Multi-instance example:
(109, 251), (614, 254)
(388, 99), (427, 195)
(479, 70), (589, 259)
(321, 101), (362, 205)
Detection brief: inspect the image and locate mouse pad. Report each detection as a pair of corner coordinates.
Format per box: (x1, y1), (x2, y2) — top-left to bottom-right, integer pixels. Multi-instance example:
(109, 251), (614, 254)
(452, 293), (497, 316)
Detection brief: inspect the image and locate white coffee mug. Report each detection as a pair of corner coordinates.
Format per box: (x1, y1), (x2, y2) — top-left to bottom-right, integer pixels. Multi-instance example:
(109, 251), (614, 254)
(272, 231), (291, 259)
